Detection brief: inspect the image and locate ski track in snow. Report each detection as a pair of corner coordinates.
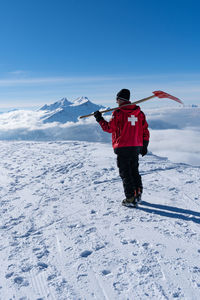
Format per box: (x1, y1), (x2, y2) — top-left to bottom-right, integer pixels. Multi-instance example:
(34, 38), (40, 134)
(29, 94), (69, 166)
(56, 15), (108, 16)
(0, 141), (200, 300)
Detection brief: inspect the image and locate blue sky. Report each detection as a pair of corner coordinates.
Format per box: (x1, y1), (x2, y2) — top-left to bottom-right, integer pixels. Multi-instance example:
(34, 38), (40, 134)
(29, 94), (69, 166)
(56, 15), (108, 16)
(0, 0), (200, 108)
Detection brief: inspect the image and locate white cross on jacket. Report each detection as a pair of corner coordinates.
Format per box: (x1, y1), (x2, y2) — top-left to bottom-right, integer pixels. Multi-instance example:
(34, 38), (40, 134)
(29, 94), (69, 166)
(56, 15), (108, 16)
(128, 115), (138, 126)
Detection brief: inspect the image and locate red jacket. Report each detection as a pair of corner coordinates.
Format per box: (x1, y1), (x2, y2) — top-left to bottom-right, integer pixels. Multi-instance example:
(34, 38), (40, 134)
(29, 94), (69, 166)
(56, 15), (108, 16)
(99, 104), (149, 149)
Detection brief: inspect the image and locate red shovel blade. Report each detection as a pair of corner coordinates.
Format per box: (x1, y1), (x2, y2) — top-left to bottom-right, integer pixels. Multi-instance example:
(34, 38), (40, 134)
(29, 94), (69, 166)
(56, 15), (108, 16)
(153, 90), (183, 104)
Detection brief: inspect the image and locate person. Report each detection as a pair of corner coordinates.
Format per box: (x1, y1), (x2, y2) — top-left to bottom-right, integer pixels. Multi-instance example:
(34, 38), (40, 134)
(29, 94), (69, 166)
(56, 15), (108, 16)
(94, 88), (149, 207)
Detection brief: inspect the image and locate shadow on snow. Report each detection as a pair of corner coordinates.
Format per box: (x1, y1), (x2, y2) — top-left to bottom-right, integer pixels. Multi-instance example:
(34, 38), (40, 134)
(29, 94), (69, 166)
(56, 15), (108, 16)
(138, 201), (200, 224)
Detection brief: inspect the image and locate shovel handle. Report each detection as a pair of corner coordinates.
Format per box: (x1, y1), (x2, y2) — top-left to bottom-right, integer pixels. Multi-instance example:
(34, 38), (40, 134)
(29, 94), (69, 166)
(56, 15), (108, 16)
(79, 95), (156, 119)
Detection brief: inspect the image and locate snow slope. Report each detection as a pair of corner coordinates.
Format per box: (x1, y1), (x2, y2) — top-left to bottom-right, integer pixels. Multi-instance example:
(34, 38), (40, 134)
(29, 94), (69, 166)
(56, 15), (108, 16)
(0, 141), (200, 299)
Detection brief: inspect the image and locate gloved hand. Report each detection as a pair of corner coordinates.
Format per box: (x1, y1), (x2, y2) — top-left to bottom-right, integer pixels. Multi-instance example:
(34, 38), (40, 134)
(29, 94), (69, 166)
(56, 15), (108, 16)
(141, 140), (149, 156)
(141, 146), (148, 157)
(94, 111), (103, 122)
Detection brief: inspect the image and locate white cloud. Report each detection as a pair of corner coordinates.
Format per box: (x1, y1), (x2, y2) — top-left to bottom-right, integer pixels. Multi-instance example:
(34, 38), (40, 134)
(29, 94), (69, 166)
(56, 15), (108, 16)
(0, 106), (199, 167)
(0, 110), (110, 142)
(149, 129), (200, 166)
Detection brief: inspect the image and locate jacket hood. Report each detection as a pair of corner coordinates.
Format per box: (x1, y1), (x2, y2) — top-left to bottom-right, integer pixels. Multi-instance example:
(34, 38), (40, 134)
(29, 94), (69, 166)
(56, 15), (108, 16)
(119, 104), (141, 116)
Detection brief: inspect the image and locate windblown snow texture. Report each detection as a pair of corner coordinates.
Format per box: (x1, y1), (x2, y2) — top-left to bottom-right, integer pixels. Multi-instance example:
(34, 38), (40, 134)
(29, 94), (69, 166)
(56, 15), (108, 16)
(0, 141), (200, 299)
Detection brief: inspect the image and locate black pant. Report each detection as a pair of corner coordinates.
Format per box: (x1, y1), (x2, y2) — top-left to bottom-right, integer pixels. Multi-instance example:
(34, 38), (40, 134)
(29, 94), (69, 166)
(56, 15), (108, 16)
(115, 147), (142, 199)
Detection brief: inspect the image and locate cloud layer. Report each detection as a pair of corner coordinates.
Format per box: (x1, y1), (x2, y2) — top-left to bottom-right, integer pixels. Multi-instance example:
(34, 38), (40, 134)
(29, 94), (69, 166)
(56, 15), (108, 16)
(0, 106), (200, 166)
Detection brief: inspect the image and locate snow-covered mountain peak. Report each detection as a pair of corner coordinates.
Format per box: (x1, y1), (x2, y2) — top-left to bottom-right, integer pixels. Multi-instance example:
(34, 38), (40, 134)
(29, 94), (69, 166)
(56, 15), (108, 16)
(40, 97), (72, 111)
(72, 96), (90, 106)
(39, 96), (105, 123)
(60, 97), (72, 106)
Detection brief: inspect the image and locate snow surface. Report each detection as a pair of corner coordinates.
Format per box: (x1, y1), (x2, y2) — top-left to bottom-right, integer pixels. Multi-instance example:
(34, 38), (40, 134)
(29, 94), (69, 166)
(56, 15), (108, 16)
(0, 141), (200, 299)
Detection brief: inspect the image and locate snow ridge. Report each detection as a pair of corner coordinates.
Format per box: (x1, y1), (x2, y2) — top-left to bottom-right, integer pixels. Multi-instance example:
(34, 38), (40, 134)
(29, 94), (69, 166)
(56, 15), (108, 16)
(40, 97), (72, 111)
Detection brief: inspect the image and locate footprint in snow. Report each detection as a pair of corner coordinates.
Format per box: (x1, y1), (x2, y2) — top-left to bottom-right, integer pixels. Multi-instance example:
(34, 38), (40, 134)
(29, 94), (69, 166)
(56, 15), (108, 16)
(142, 242), (150, 249)
(85, 227), (96, 235)
(94, 243), (106, 251)
(80, 250), (92, 258)
(101, 269), (111, 276)
(14, 276), (29, 287)
(14, 276), (24, 284)
(185, 180), (193, 184)
(37, 262), (48, 270)
(47, 274), (57, 281)
(121, 239), (128, 245)
(5, 272), (14, 279)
